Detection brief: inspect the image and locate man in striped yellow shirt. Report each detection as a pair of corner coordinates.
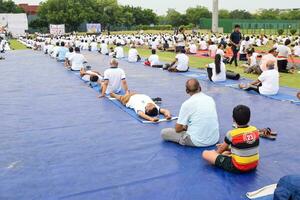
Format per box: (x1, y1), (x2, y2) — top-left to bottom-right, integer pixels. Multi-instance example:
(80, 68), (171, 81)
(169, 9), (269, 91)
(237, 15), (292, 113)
(202, 105), (260, 173)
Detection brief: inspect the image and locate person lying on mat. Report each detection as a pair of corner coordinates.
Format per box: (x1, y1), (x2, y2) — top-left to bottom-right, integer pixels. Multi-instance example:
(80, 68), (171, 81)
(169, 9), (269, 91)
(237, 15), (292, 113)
(68, 47), (87, 71)
(163, 48), (189, 72)
(161, 79), (220, 147)
(110, 92), (172, 122)
(206, 54), (226, 83)
(80, 67), (103, 83)
(202, 105), (260, 173)
(239, 60), (279, 95)
(144, 49), (163, 68)
(99, 59), (129, 98)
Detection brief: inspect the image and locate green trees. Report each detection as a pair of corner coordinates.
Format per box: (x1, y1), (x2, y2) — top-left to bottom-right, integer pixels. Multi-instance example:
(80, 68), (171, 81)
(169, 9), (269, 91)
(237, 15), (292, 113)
(29, 0), (300, 32)
(185, 6), (211, 25)
(34, 0), (159, 31)
(0, 0), (24, 13)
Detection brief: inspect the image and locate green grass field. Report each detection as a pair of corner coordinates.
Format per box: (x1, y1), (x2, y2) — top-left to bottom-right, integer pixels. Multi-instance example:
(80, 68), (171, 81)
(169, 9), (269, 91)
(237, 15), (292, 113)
(118, 45), (300, 89)
(9, 39), (299, 89)
(9, 39), (27, 50)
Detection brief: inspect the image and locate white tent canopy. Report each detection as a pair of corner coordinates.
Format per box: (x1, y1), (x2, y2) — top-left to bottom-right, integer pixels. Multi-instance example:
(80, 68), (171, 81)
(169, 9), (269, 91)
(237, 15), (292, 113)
(0, 13), (28, 37)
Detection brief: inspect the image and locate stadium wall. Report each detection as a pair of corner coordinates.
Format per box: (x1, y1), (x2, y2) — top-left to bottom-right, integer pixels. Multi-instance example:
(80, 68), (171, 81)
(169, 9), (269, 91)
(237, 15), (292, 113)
(199, 18), (300, 34)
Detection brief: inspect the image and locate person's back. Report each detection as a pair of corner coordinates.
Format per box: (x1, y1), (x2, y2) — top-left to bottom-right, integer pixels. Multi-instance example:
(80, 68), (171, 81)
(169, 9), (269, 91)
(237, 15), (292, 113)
(115, 46), (124, 58)
(180, 92), (219, 146)
(176, 53), (189, 71)
(57, 46), (68, 61)
(189, 43), (197, 54)
(258, 69), (279, 95)
(128, 48), (138, 62)
(260, 53), (277, 72)
(100, 42), (108, 54)
(149, 54), (160, 66)
(69, 49), (86, 71)
(226, 125), (259, 172)
(209, 62), (226, 82)
(90, 42), (98, 51)
(103, 67), (126, 94)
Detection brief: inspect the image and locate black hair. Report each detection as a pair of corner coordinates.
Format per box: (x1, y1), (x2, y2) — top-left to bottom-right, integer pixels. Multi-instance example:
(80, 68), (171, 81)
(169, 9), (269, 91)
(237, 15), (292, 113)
(90, 75), (99, 82)
(146, 107), (159, 117)
(75, 47), (80, 52)
(56, 42), (60, 46)
(268, 48), (276, 53)
(285, 39), (291, 46)
(69, 47), (73, 52)
(214, 54), (221, 74)
(61, 42), (65, 46)
(233, 105), (251, 126)
(151, 49), (156, 54)
(180, 48), (186, 54)
(234, 24), (241, 29)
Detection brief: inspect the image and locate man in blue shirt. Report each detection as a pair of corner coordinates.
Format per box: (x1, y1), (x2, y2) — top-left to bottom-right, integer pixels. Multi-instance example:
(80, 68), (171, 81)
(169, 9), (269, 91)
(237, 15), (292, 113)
(161, 79), (220, 147)
(57, 41), (68, 62)
(229, 24), (242, 67)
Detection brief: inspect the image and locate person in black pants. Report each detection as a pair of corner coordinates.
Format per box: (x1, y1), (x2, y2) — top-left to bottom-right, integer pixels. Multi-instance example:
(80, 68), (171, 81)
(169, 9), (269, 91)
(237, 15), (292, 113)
(229, 24), (242, 67)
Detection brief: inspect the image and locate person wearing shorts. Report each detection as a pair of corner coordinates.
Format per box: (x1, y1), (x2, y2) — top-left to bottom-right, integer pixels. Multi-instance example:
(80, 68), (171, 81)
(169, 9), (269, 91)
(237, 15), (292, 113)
(202, 105), (260, 173)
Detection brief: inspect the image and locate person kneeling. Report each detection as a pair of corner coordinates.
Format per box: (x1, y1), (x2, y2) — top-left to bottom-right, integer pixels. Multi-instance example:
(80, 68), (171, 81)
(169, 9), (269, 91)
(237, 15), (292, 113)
(202, 105), (260, 173)
(239, 60), (279, 95)
(207, 54), (226, 82)
(110, 92), (172, 122)
(163, 48), (189, 72)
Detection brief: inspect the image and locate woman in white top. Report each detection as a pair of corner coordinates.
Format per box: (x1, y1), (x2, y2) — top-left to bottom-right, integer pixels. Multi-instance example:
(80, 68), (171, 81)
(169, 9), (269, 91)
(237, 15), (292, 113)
(207, 54), (226, 82)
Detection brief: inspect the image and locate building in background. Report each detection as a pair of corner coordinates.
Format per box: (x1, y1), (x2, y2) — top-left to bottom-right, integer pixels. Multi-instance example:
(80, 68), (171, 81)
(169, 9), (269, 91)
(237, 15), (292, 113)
(18, 4), (39, 16)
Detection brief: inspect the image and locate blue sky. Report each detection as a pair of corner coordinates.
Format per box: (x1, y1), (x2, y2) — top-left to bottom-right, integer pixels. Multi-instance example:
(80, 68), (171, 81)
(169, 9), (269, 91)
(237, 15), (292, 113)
(13, 0), (300, 15)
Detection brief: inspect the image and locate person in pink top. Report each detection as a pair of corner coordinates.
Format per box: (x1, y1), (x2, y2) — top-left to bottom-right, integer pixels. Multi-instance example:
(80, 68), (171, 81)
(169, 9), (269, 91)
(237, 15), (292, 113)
(260, 48), (278, 72)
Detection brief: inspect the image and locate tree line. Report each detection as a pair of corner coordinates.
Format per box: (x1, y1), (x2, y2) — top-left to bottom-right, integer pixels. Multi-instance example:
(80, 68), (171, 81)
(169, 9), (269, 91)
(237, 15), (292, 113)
(1, 0), (300, 31)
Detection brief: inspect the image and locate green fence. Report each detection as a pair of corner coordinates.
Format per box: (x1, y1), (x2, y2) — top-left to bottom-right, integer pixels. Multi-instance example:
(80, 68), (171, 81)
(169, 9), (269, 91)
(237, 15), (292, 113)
(199, 18), (300, 34)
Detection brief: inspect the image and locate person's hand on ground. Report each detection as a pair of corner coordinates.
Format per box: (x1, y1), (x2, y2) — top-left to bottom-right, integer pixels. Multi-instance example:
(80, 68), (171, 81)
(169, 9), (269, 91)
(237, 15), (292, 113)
(239, 83), (247, 89)
(150, 117), (159, 122)
(165, 115), (172, 120)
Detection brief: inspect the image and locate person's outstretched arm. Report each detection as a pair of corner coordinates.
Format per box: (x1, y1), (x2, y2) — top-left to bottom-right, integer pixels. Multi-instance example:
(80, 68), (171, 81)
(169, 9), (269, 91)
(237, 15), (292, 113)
(138, 111), (159, 122)
(99, 80), (108, 98)
(160, 108), (171, 120)
(122, 79), (129, 93)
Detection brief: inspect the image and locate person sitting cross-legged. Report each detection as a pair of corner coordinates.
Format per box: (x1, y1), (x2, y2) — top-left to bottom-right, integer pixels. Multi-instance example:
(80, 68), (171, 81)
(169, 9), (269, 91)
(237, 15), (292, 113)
(164, 48), (189, 72)
(202, 105), (260, 173)
(144, 49), (163, 68)
(110, 92), (172, 122)
(161, 79), (220, 147)
(239, 60), (279, 96)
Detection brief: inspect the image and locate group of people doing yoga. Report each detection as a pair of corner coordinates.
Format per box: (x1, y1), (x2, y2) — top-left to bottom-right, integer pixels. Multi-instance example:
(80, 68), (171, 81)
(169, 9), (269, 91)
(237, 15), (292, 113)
(18, 24), (300, 99)
(28, 38), (283, 175)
